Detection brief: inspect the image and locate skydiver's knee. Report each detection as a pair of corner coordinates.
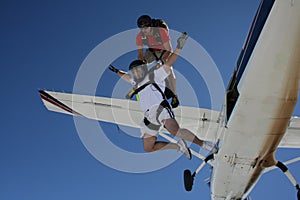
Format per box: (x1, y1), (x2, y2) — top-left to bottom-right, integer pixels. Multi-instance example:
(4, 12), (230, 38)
(164, 119), (180, 135)
(143, 135), (156, 152)
(144, 145), (154, 152)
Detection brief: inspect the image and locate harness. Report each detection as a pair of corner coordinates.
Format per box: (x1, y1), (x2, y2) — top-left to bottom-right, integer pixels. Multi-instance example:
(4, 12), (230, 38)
(143, 99), (173, 131)
(148, 48), (166, 63)
(130, 71), (174, 130)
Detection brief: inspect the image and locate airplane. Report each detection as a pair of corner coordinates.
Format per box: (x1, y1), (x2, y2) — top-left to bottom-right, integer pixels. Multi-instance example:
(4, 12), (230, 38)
(39, 0), (300, 199)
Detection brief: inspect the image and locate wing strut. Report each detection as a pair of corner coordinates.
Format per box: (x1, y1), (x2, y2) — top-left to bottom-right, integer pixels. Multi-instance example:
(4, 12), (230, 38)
(183, 153), (214, 191)
(276, 161), (300, 200)
(158, 131), (217, 191)
(263, 157), (300, 173)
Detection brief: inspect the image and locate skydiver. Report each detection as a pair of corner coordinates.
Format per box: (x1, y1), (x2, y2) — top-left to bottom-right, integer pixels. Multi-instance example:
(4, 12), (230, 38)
(135, 14), (179, 108)
(109, 33), (217, 159)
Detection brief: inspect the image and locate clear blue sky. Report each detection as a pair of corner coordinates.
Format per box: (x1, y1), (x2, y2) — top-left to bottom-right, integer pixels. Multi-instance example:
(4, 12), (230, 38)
(1, 0), (300, 200)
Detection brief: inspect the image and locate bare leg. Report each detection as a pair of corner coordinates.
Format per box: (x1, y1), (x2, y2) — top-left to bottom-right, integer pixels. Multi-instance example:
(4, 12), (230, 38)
(143, 134), (179, 152)
(163, 118), (205, 147)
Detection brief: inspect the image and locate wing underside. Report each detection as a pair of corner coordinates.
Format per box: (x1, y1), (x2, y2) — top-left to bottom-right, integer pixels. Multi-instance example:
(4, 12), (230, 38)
(279, 117), (300, 148)
(39, 90), (300, 148)
(39, 90), (221, 141)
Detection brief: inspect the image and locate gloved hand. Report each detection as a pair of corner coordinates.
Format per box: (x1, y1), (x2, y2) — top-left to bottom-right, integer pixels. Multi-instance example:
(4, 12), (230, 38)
(109, 64), (119, 73)
(176, 32), (188, 49)
(171, 95), (180, 108)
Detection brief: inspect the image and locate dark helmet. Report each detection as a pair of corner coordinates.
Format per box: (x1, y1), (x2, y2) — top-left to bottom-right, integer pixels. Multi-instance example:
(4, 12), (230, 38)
(129, 60), (148, 83)
(137, 15), (152, 28)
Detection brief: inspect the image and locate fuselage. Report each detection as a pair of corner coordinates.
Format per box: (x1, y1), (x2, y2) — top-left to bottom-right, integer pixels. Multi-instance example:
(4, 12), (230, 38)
(211, 0), (300, 199)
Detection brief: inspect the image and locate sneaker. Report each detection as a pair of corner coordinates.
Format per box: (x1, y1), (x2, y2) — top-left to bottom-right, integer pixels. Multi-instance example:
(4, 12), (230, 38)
(202, 141), (218, 153)
(171, 95), (180, 108)
(177, 139), (192, 160)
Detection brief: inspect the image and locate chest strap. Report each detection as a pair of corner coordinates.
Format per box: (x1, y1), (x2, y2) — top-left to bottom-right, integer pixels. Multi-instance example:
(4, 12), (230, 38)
(148, 48), (166, 62)
(127, 81), (166, 100)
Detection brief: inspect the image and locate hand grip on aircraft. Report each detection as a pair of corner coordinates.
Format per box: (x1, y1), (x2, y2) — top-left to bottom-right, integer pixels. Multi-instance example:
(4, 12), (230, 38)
(176, 32), (188, 49)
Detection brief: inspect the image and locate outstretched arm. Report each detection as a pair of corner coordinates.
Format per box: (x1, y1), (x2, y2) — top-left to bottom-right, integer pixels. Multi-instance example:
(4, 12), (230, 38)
(108, 65), (131, 83)
(163, 32), (188, 72)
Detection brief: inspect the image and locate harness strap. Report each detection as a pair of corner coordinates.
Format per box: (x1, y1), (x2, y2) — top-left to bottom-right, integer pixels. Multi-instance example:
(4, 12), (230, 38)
(155, 100), (174, 125)
(148, 48), (166, 62)
(144, 100), (174, 131)
(143, 117), (160, 131)
(151, 82), (167, 100)
(126, 70), (167, 100)
(127, 81), (151, 99)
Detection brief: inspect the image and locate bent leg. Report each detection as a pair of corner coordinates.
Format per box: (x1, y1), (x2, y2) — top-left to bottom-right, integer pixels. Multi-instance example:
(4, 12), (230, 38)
(143, 133), (178, 152)
(163, 118), (204, 147)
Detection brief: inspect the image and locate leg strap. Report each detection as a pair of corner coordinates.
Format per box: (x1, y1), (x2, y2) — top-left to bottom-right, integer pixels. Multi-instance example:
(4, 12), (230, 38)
(144, 117), (160, 131)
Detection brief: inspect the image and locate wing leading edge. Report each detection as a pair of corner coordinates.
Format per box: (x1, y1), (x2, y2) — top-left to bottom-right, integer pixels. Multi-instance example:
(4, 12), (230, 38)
(39, 90), (221, 141)
(39, 90), (300, 148)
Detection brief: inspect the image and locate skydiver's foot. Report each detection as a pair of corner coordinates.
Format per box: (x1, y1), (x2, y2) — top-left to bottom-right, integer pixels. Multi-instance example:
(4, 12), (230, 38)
(202, 141), (218, 153)
(171, 95), (180, 108)
(178, 139), (192, 160)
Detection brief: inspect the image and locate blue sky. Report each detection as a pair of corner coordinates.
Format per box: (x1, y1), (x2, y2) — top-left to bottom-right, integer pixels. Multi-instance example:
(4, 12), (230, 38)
(1, 0), (300, 200)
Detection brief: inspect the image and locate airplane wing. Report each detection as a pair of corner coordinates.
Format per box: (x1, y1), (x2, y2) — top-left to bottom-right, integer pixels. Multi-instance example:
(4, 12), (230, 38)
(39, 90), (300, 147)
(278, 117), (300, 148)
(39, 90), (220, 141)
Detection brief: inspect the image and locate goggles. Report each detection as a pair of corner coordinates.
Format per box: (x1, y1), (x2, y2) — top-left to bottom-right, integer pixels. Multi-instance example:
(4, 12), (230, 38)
(138, 23), (150, 29)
